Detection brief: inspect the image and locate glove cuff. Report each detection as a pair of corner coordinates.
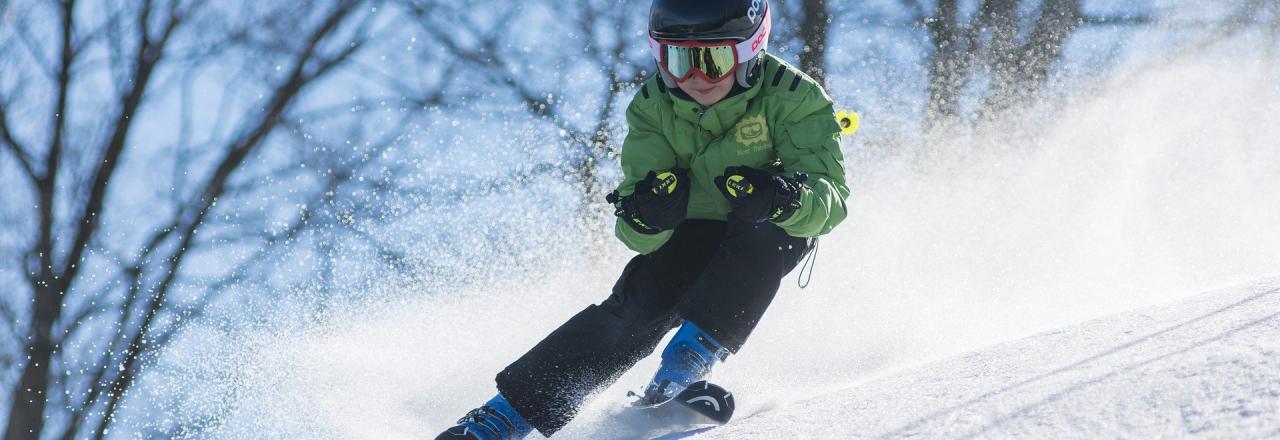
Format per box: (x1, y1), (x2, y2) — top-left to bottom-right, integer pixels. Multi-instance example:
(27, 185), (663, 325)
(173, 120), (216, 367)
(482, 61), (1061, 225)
(609, 191), (664, 234)
(768, 173), (807, 223)
(623, 215), (664, 235)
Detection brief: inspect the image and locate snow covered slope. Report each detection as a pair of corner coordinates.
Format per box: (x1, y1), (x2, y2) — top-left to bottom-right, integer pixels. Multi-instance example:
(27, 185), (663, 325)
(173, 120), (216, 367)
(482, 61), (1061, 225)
(195, 43), (1280, 440)
(694, 278), (1280, 439)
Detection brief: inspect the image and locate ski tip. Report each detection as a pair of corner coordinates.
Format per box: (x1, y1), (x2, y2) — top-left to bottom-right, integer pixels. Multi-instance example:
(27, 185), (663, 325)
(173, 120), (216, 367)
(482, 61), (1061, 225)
(676, 381), (735, 425)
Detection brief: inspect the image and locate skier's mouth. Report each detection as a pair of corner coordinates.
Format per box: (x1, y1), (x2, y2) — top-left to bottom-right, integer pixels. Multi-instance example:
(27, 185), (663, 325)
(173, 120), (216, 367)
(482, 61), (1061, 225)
(696, 87), (715, 94)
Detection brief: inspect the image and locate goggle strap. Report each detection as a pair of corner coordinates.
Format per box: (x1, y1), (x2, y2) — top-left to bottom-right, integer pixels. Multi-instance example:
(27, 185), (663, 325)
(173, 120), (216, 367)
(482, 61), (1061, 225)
(648, 37), (662, 64)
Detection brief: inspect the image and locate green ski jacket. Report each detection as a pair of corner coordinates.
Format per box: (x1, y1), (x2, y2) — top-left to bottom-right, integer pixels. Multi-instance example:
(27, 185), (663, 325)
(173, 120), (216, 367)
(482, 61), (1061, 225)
(614, 54), (850, 254)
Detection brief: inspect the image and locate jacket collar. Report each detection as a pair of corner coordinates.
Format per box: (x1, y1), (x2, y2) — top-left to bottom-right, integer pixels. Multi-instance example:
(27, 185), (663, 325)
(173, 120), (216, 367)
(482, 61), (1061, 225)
(669, 76), (763, 138)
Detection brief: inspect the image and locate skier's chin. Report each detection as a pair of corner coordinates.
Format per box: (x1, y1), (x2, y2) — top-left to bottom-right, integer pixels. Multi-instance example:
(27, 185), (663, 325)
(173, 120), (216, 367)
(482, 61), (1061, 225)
(691, 95), (717, 106)
(681, 79), (731, 106)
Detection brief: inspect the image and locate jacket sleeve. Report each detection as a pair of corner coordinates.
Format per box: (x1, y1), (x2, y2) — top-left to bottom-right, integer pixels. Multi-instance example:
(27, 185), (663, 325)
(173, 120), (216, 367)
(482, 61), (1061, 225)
(772, 87), (850, 237)
(613, 94), (679, 254)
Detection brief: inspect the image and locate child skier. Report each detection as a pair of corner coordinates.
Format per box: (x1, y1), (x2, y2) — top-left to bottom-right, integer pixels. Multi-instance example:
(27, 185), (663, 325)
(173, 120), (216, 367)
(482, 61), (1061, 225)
(436, 0), (848, 437)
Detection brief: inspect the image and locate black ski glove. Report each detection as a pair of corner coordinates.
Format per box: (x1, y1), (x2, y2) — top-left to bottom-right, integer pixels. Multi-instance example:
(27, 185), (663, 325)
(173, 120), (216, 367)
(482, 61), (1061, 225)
(714, 166), (806, 223)
(607, 168), (690, 234)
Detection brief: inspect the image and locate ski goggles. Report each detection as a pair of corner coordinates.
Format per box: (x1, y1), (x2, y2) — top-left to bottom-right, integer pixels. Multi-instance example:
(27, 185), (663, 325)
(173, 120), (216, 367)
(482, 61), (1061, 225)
(648, 8), (771, 83)
(654, 41), (739, 83)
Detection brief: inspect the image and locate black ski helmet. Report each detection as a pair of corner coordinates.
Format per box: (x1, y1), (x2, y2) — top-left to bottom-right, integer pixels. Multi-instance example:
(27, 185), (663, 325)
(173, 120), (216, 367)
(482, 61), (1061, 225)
(648, 0), (772, 88)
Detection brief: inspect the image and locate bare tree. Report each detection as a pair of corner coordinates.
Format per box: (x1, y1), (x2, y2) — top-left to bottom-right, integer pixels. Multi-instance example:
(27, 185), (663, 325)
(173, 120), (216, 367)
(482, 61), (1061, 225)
(979, 0), (1083, 116)
(921, 0), (1084, 128)
(400, 0), (651, 245)
(0, 0), (428, 437)
(905, 0), (1160, 129)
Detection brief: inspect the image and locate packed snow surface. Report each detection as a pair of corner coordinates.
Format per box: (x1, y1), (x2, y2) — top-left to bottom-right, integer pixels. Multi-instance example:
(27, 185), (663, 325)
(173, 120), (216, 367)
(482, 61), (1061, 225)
(691, 278), (1280, 439)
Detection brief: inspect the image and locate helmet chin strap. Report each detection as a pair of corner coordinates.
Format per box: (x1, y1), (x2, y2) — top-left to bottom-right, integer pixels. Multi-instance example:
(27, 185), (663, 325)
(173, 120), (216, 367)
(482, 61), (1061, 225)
(658, 68), (679, 89)
(734, 53), (763, 88)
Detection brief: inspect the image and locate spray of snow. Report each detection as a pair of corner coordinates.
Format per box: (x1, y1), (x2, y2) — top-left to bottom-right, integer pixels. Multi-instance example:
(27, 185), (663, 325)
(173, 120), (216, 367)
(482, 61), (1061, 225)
(194, 40), (1280, 439)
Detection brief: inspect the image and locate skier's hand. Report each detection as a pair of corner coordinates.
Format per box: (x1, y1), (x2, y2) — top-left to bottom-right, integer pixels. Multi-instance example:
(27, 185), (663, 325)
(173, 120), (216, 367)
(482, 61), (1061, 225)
(714, 166), (805, 223)
(607, 168), (690, 234)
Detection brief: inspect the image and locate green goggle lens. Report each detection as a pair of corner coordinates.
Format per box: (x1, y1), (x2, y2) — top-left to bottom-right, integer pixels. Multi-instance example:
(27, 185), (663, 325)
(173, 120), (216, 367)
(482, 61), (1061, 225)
(663, 44), (737, 81)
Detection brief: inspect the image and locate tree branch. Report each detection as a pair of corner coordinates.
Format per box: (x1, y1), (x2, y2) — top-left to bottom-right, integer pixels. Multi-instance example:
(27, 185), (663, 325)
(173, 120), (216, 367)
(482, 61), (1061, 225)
(0, 292), (19, 344)
(1081, 13), (1153, 26)
(89, 3), (366, 436)
(63, 255), (141, 439)
(0, 101), (37, 182)
(11, 8), (58, 79)
(59, 0), (186, 294)
(408, 3), (596, 152)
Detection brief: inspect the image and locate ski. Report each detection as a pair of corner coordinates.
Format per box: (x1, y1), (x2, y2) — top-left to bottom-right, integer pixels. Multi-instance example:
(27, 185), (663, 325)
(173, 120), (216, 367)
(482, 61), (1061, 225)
(626, 380), (736, 428)
(670, 381), (735, 424)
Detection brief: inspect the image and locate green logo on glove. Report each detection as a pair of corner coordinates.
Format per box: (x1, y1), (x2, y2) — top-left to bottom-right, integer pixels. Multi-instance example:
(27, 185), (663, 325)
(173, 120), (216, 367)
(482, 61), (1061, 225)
(652, 171), (679, 196)
(724, 175), (754, 198)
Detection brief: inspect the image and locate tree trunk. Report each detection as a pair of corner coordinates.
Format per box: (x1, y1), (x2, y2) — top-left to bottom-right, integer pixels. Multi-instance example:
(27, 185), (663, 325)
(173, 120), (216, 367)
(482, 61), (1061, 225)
(5, 284), (55, 440)
(924, 0), (965, 129)
(6, 0), (78, 435)
(799, 0), (829, 87)
(924, 0), (1084, 127)
(980, 0), (1081, 117)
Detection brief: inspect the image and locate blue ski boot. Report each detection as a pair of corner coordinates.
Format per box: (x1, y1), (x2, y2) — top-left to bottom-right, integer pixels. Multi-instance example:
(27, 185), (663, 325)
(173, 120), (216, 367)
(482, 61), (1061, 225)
(633, 321), (730, 407)
(434, 393), (533, 440)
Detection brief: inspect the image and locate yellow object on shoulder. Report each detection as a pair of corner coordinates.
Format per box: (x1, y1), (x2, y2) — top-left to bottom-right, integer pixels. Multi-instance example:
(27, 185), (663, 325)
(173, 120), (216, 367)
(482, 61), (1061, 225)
(835, 109), (860, 136)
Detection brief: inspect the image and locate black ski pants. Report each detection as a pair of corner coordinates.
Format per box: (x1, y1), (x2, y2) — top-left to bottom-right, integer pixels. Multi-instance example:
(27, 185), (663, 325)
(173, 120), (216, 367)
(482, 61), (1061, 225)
(494, 219), (812, 436)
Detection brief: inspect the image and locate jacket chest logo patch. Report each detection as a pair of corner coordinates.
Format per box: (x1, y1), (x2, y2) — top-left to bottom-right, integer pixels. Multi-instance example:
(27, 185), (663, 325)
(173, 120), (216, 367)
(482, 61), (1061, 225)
(732, 114), (770, 155)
